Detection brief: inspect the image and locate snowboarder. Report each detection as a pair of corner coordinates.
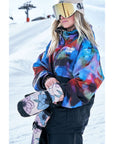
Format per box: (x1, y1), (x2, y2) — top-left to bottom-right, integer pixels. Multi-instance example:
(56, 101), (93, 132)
(17, 0), (104, 144)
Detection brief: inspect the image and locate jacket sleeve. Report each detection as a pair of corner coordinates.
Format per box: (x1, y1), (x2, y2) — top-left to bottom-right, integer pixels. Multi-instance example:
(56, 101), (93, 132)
(32, 42), (54, 91)
(61, 38), (104, 108)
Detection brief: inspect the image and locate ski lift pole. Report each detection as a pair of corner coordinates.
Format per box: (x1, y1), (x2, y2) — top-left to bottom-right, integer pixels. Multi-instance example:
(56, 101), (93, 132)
(26, 8), (30, 22)
(18, 1), (36, 23)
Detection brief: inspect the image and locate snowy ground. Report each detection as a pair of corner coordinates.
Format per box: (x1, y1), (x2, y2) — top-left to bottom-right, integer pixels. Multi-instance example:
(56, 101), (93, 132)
(9, 3), (105, 144)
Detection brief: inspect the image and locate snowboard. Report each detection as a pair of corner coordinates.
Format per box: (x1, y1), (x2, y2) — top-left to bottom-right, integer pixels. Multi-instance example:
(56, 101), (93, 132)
(17, 83), (64, 144)
(31, 113), (50, 144)
(17, 83), (64, 117)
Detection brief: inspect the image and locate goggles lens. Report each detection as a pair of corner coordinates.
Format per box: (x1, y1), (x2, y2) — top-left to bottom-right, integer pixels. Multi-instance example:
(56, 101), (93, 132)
(53, 3), (77, 20)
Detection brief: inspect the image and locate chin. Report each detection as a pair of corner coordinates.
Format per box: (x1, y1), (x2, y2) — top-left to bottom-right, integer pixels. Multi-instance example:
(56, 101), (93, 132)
(62, 25), (69, 29)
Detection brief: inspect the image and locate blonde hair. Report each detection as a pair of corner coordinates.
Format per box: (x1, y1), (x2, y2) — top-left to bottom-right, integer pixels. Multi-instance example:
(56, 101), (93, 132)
(48, 11), (97, 56)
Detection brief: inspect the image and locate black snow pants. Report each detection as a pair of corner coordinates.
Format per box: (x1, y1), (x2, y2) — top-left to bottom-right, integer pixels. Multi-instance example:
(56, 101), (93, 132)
(39, 95), (95, 144)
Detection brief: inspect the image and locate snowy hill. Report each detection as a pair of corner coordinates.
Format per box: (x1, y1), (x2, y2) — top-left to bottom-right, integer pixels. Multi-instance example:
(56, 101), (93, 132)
(9, 2), (105, 144)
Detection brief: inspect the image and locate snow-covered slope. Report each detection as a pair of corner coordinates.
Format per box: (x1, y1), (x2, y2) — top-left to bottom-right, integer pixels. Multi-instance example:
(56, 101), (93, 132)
(9, 3), (105, 144)
(9, 19), (52, 143)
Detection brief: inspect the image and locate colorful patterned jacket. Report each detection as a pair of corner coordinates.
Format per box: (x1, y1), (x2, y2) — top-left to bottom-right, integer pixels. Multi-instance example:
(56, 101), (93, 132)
(32, 28), (104, 108)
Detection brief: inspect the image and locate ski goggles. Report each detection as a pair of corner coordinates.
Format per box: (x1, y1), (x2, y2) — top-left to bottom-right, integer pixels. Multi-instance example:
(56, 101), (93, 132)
(53, 2), (84, 20)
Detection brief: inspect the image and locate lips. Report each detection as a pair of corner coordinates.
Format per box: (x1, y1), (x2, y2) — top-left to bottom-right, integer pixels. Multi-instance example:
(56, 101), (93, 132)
(62, 20), (68, 23)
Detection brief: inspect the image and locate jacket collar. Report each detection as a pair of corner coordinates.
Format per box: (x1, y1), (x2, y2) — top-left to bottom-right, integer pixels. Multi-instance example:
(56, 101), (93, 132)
(55, 26), (79, 46)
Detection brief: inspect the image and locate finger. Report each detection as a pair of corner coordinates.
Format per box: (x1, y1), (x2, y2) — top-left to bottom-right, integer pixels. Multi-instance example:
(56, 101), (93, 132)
(45, 80), (55, 88)
(45, 78), (59, 89)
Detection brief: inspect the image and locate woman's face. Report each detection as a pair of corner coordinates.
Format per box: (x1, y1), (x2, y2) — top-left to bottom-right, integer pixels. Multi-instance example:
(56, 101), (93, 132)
(60, 14), (75, 29)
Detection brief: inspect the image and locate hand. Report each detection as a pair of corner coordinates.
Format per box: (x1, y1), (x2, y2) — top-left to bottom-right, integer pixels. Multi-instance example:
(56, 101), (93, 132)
(44, 77), (59, 89)
(47, 83), (64, 104)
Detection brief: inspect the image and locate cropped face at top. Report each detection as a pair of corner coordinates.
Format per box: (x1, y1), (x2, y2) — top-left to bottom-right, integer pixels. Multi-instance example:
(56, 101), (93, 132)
(53, 2), (84, 20)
